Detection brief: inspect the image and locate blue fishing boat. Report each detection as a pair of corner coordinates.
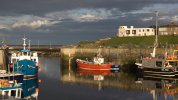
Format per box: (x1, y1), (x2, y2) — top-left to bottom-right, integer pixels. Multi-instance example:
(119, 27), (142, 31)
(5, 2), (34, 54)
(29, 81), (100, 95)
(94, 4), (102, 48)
(10, 37), (39, 80)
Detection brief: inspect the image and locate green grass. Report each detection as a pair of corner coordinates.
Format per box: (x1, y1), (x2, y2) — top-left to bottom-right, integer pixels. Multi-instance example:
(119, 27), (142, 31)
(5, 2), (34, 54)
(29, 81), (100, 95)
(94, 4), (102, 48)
(77, 35), (178, 47)
(103, 36), (155, 46)
(96, 35), (178, 47)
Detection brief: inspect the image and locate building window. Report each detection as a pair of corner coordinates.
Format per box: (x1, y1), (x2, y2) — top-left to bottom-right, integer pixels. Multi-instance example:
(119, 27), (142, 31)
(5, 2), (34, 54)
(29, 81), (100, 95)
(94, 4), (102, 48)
(147, 29), (150, 32)
(143, 29), (144, 32)
(132, 30), (136, 34)
(156, 61), (162, 67)
(126, 30), (130, 34)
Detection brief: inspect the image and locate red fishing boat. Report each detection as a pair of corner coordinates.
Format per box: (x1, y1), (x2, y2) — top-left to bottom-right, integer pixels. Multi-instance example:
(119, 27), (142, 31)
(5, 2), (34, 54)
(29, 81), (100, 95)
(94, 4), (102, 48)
(76, 50), (111, 70)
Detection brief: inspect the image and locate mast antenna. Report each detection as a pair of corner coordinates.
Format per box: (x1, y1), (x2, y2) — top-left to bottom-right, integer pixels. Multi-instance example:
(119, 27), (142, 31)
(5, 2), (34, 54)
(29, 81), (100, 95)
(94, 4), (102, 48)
(23, 34), (27, 50)
(28, 39), (31, 50)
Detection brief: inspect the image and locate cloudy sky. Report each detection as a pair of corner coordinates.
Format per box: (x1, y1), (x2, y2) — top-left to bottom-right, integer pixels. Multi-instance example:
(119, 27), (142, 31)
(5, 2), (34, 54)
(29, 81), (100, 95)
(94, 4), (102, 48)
(0, 0), (178, 45)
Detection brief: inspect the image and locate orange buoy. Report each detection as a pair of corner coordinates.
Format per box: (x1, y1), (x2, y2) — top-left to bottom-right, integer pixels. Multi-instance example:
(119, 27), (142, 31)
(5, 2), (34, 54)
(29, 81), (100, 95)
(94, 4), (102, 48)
(36, 88), (39, 92)
(38, 79), (42, 83)
(36, 63), (39, 66)
(38, 67), (42, 72)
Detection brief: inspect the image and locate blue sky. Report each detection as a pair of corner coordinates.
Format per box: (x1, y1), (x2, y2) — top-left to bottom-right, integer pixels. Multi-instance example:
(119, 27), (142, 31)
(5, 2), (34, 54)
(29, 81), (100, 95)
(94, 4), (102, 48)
(0, 0), (178, 45)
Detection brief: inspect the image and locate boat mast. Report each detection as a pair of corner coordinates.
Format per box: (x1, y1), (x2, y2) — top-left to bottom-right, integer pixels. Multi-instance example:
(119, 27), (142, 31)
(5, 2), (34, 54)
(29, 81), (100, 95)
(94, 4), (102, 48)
(155, 11), (158, 48)
(28, 39), (31, 50)
(151, 11), (159, 58)
(23, 37), (27, 50)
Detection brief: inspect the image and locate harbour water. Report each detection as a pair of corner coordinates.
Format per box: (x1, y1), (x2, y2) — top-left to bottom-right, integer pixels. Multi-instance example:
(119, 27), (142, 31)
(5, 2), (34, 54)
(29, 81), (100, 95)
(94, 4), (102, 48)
(2, 57), (178, 100)
(39, 57), (178, 100)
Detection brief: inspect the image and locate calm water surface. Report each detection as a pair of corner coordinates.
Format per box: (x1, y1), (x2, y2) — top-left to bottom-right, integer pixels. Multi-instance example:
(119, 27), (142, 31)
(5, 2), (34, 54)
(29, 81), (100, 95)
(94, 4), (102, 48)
(37, 57), (178, 100)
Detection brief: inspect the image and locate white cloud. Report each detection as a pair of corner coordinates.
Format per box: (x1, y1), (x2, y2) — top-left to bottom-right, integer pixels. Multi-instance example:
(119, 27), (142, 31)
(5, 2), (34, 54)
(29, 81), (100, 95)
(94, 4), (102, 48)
(46, 8), (119, 22)
(13, 19), (46, 28)
(0, 25), (9, 30)
(141, 17), (153, 21)
(12, 19), (59, 29)
(159, 16), (169, 20)
(0, 15), (61, 30)
(77, 14), (101, 22)
(12, 15), (60, 29)
(171, 16), (178, 22)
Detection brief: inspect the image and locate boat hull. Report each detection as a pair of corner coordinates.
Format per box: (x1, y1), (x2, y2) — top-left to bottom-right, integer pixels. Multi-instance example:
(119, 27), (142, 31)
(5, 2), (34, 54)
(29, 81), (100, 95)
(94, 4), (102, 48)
(13, 60), (38, 79)
(141, 67), (178, 78)
(76, 60), (111, 70)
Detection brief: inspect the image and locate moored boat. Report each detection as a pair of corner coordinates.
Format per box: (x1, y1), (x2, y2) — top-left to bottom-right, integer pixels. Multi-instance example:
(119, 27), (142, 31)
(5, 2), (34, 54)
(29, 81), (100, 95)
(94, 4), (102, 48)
(76, 48), (111, 70)
(76, 59), (111, 70)
(10, 37), (39, 80)
(76, 47), (121, 71)
(136, 50), (178, 78)
(135, 11), (178, 78)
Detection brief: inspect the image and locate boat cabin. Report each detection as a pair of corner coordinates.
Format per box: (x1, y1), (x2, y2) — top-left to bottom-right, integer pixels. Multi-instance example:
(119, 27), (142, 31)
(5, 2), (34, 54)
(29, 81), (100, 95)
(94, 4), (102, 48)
(93, 56), (104, 64)
(142, 58), (178, 69)
(142, 59), (164, 68)
(11, 50), (38, 64)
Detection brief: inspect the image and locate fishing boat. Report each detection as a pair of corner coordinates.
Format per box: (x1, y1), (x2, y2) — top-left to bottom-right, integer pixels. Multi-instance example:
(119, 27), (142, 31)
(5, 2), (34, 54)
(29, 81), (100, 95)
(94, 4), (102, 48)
(136, 49), (178, 78)
(76, 48), (120, 71)
(135, 11), (178, 78)
(76, 48), (111, 70)
(10, 37), (39, 80)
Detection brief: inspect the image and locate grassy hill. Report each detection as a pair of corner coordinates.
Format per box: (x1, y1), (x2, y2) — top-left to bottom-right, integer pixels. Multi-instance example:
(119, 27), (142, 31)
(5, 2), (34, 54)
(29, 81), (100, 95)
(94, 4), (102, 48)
(78, 35), (178, 48)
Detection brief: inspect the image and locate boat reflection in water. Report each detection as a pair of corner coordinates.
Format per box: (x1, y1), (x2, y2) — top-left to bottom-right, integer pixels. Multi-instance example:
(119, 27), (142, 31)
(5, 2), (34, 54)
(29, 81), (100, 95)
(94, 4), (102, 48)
(0, 78), (39, 100)
(77, 69), (112, 91)
(61, 61), (123, 91)
(21, 78), (39, 99)
(136, 75), (178, 100)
